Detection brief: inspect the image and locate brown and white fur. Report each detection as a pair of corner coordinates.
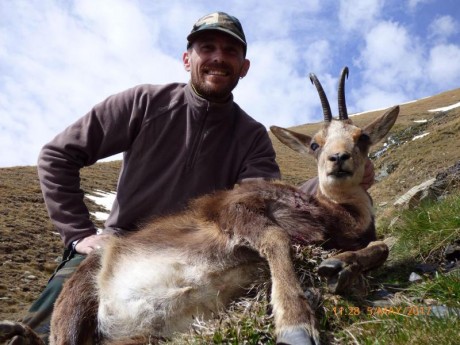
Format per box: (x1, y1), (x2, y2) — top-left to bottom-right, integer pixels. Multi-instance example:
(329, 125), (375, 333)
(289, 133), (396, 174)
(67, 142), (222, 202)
(0, 67), (399, 345)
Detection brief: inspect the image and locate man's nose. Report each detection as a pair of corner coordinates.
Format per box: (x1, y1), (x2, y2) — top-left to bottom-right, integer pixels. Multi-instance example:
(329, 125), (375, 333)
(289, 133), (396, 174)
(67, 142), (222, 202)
(211, 49), (225, 62)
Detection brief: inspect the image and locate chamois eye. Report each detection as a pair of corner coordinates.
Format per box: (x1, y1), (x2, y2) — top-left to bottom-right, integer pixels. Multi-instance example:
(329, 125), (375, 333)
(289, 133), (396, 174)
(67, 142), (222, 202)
(310, 142), (320, 151)
(357, 133), (371, 151)
(358, 133), (370, 144)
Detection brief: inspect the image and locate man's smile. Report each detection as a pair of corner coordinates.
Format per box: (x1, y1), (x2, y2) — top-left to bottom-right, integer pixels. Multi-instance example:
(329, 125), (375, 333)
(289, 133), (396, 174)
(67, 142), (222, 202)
(203, 64), (233, 77)
(206, 68), (229, 76)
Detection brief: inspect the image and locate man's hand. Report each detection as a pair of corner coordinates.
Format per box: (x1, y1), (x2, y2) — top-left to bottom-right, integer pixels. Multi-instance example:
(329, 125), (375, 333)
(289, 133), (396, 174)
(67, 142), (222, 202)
(75, 234), (111, 255)
(361, 158), (375, 190)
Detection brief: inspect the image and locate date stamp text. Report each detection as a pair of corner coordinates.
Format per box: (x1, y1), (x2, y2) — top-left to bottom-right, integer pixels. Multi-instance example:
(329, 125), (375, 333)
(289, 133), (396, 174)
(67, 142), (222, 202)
(331, 306), (432, 317)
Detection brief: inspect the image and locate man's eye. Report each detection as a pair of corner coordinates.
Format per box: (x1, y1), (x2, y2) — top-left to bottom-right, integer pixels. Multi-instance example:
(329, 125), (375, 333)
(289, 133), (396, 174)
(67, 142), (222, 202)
(200, 44), (213, 51)
(310, 142), (319, 151)
(225, 47), (239, 55)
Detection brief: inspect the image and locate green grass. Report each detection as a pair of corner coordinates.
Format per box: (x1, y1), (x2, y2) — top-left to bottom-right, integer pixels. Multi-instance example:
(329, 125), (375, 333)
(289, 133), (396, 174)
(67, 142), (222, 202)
(407, 271), (460, 307)
(386, 192), (460, 262)
(334, 311), (460, 345)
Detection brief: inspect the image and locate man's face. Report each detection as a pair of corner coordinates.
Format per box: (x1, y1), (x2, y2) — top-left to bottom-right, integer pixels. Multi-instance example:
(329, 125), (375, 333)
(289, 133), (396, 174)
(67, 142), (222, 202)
(183, 32), (250, 102)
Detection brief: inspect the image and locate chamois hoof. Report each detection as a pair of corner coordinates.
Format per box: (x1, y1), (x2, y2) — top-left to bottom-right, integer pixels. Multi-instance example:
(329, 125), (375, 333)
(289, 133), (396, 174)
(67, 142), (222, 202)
(318, 259), (364, 295)
(0, 321), (44, 345)
(0, 321), (25, 342)
(317, 258), (344, 278)
(276, 328), (319, 345)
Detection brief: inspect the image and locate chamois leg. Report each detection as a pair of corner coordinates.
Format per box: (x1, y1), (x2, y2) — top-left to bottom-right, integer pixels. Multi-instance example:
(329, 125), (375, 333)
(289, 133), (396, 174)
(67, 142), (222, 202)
(49, 253), (101, 345)
(318, 241), (389, 294)
(254, 226), (320, 345)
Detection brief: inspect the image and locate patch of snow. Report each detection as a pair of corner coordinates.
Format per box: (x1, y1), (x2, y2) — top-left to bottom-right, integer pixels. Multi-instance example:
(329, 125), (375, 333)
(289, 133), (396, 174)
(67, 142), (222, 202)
(352, 97), (459, 118)
(351, 107), (387, 117)
(92, 211), (110, 222)
(352, 99), (418, 117)
(413, 119), (428, 123)
(412, 132), (430, 141)
(428, 101), (460, 113)
(86, 190), (116, 221)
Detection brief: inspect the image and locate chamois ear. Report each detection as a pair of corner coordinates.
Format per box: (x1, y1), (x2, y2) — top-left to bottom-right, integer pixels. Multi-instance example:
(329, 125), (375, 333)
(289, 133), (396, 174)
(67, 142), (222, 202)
(270, 126), (312, 154)
(362, 105), (400, 145)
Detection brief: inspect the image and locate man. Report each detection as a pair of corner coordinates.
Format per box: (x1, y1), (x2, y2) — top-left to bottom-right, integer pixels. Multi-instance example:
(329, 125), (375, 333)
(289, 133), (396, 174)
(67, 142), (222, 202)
(3, 11), (374, 344)
(38, 11), (278, 256)
(12, 12), (280, 344)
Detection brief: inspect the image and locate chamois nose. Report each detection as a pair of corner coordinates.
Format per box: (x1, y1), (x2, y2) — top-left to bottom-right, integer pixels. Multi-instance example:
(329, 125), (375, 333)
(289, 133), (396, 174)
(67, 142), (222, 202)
(328, 153), (351, 163)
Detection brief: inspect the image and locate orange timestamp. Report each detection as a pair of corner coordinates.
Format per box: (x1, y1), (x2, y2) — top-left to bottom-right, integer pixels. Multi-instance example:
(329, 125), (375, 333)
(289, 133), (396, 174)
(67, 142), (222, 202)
(331, 306), (432, 317)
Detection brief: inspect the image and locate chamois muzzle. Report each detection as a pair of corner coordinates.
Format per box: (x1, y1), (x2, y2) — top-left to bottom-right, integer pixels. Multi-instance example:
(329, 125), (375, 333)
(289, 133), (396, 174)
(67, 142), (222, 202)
(329, 152), (351, 163)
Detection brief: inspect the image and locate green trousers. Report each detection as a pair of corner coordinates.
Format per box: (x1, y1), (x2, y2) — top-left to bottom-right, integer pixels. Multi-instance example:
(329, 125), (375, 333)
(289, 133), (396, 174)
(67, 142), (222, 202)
(22, 251), (86, 344)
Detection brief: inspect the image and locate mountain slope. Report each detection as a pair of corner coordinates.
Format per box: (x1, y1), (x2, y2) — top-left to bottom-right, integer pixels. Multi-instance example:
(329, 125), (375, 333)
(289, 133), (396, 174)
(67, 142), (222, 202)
(1, 87), (459, 330)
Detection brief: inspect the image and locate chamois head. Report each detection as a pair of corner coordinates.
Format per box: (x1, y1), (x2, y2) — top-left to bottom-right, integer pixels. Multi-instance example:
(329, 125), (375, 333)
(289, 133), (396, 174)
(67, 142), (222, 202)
(271, 67), (399, 199)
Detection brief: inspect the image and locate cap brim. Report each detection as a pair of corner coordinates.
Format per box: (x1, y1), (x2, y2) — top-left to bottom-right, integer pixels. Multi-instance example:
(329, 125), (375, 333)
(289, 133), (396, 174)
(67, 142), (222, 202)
(187, 28), (246, 47)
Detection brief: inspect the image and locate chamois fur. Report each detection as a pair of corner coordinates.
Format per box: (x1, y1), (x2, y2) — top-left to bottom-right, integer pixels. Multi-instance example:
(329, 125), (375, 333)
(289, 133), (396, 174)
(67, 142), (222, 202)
(0, 67), (399, 345)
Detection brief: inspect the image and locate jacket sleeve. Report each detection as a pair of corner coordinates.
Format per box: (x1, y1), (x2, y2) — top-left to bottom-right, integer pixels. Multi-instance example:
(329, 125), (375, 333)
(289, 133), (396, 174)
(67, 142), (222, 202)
(37, 86), (147, 247)
(238, 125), (281, 183)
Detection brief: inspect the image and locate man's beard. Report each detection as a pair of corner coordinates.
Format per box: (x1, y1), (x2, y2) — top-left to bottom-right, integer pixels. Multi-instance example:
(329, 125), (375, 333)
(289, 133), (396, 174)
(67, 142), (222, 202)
(191, 68), (240, 102)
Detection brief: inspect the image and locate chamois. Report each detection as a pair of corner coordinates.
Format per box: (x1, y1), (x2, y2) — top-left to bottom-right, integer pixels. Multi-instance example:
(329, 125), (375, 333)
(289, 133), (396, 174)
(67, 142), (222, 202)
(0, 67), (399, 345)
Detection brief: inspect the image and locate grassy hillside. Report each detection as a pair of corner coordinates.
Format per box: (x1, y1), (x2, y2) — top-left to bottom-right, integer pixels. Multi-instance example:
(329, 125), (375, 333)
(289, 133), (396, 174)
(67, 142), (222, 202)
(0, 88), (459, 343)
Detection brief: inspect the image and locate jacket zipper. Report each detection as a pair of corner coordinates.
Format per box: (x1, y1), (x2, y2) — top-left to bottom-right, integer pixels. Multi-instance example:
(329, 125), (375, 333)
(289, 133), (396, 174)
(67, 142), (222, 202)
(185, 102), (210, 171)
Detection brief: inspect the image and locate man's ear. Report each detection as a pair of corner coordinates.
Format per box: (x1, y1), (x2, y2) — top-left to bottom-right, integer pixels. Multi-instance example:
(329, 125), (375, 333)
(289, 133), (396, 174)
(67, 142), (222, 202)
(183, 51), (191, 72)
(240, 59), (250, 78)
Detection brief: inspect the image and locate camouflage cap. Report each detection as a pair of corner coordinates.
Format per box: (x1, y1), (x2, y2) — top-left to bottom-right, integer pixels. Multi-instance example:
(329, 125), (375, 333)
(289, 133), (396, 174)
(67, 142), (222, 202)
(187, 12), (247, 50)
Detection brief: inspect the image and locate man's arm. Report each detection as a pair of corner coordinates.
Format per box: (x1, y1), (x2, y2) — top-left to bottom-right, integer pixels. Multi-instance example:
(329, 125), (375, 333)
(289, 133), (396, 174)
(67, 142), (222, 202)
(237, 126), (281, 183)
(38, 87), (145, 250)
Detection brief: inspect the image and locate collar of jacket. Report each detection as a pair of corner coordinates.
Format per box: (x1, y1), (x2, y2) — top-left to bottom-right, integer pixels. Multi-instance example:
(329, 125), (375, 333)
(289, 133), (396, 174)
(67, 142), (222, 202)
(184, 82), (237, 123)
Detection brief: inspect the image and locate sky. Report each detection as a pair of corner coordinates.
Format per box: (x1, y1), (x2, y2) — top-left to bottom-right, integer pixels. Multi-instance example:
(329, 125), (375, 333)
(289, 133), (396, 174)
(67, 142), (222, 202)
(1, 0), (459, 167)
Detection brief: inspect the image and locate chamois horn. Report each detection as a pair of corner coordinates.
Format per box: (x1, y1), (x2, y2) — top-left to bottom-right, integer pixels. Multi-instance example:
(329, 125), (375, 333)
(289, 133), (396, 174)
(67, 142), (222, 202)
(309, 73), (332, 122)
(338, 66), (349, 120)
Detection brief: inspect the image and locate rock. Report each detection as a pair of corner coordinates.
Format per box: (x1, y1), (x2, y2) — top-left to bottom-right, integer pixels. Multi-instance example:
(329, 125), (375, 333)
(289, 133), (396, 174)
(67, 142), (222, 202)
(394, 178), (436, 209)
(2, 260), (14, 268)
(409, 272), (423, 282)
(423, 298), (438, 305)
(444, 242), (460, 261)
(393, 160), (460, 209)
(371, 288), (393, 300)
(430, 305), (460, 318)
(375, 162), (398, 182)
(435, 160), (460, 192)
(369, 299), (395, 307)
